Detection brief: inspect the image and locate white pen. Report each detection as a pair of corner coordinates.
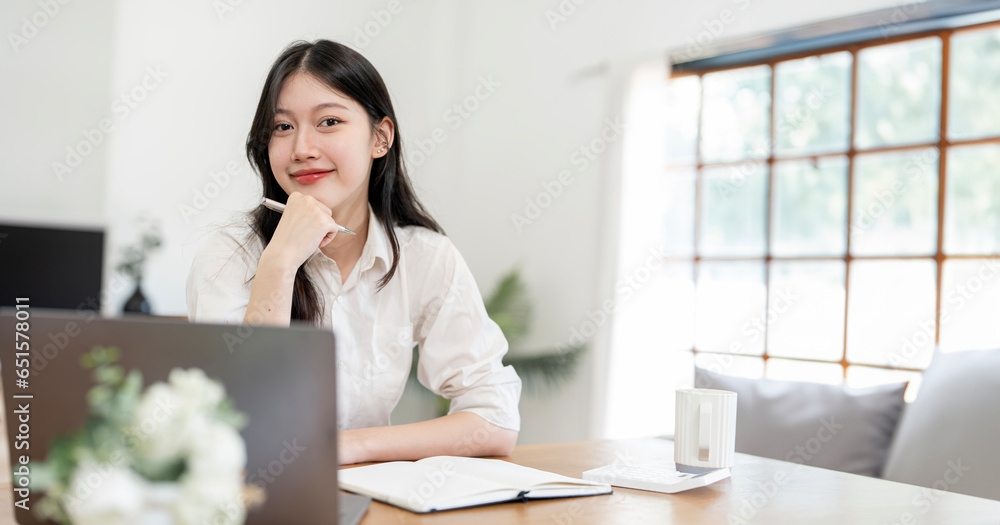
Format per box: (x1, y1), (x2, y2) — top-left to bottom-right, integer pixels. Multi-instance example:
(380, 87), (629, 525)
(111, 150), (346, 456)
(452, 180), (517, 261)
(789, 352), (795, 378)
(260, 197), (357, 236)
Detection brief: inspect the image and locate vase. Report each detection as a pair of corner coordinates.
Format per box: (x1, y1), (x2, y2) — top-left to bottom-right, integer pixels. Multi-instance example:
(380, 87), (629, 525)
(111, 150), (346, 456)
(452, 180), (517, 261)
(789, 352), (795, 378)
(124, 281), (153, 314)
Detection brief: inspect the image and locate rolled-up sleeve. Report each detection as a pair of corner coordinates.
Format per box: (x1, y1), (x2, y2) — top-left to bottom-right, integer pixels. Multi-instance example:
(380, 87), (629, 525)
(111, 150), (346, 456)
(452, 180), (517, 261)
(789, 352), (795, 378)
(185, 227), (258, 325)
(413, 239), (522, 432)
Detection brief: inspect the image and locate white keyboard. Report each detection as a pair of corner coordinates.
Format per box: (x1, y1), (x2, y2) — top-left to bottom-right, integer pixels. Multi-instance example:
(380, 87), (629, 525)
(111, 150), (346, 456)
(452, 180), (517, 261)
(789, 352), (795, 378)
(581, 464), (731, 494)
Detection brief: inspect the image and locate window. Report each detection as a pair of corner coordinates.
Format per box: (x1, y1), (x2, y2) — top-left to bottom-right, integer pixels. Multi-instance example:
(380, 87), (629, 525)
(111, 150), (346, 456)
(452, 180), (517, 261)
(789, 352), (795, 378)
(608, 21), (1000, 437)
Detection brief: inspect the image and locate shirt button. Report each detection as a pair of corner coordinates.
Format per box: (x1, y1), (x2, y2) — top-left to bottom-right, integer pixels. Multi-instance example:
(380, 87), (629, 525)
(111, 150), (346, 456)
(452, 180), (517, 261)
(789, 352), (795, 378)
(337, 296), (344, 303)
(337, 360), (346, 370)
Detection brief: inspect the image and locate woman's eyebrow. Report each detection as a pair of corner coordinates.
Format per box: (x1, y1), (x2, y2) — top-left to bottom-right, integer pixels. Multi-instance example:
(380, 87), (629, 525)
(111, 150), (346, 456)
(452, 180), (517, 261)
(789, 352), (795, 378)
(275, 102), (350, 115)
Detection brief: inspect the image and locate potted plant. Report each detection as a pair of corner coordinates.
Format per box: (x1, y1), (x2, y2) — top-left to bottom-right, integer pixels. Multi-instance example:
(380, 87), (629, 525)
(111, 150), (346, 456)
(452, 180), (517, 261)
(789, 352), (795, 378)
(411, 268), (586, 415)
(116, 215), (163, 314)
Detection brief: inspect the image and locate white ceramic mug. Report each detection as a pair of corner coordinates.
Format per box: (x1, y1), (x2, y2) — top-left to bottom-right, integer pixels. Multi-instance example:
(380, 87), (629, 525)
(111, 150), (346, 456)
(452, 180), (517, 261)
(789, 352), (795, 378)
(674, 388), (737, 473)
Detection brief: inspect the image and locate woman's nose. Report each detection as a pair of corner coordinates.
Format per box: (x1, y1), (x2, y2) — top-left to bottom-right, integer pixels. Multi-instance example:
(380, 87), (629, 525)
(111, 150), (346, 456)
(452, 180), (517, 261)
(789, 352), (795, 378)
(292, 129), (319, 161)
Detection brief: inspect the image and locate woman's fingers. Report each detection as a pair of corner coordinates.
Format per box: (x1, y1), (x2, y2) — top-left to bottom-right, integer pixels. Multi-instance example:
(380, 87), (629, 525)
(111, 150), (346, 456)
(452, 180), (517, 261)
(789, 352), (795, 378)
(319, 231), (337, 248)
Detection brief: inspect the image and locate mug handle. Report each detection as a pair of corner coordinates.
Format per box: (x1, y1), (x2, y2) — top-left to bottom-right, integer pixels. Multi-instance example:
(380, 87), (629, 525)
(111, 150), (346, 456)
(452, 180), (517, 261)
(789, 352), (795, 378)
(698, 402), (711, 461)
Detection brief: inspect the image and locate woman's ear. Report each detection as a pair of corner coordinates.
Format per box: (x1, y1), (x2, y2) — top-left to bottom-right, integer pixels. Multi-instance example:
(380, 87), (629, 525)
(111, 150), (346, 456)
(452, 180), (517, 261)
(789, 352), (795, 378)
(372, 117), (395, 159)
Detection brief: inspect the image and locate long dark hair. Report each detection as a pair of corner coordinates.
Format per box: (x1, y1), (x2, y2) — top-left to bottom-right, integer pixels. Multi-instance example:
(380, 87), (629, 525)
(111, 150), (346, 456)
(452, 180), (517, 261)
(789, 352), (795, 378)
(244, 39), (443, 324)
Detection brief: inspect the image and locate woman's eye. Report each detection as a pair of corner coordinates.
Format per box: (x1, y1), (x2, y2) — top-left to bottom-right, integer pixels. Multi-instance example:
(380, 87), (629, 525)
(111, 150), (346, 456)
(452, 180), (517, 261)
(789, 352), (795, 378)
(321, 118), (341, 127)
(274, 123), (292, 132)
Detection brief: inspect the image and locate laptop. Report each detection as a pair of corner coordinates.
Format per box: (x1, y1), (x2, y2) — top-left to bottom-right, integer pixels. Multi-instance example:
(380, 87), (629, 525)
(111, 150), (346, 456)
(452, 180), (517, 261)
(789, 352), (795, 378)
(0, 309), (370, 525)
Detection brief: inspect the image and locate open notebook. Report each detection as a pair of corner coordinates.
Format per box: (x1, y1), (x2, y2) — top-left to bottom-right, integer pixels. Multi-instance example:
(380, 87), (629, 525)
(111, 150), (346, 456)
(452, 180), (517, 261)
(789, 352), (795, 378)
(339, 456), (613, 513)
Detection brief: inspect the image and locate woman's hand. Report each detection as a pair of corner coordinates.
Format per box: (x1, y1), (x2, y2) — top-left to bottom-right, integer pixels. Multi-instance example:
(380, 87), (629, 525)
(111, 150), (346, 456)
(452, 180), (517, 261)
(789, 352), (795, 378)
(261, 192), (341, 270)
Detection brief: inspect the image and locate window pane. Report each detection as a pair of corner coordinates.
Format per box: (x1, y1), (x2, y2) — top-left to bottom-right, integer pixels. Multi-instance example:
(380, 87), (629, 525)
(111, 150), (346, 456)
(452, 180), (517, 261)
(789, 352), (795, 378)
(695, 353), (764, 382)
(774, 52), (852, 156)
(767, 261), (846, 362)
(696, 261), (766, 354)
(847, 260), (937, 369)
(846, 365), (922, 403)
(665, 76), (701, 166)
(855, 38), (942, 149)
(700, 163), (767, 256)
(766, 358), (843, 385)
(939, 259), (1000, 351)
(850, 149), (939, 256)
(772, 156), (848, 256)
(945, 144), (1000, 255)
(949, 27), (1000, 141)
(701, 65), (771, 163)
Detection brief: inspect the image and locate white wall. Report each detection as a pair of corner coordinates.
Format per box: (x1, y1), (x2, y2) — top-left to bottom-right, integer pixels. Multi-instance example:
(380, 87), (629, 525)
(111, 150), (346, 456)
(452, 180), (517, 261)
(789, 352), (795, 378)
(2, 0), (906, 445)
(2, 0), (116, 228)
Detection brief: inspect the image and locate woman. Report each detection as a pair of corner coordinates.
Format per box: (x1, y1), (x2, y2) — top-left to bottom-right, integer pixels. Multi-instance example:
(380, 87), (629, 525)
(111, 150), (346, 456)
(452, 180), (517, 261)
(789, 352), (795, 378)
(186, 40), (521, 465)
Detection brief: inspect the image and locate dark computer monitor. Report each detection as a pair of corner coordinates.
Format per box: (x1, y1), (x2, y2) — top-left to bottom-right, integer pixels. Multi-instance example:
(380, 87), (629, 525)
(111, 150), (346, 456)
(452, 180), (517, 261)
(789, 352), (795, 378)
(0, 223), (104, 311)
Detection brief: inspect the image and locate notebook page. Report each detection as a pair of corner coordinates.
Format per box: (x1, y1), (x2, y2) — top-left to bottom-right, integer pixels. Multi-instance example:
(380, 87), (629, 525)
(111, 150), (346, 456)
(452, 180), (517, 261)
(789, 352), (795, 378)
(339, 461), (522, 512)
(417, 456), (609, 492)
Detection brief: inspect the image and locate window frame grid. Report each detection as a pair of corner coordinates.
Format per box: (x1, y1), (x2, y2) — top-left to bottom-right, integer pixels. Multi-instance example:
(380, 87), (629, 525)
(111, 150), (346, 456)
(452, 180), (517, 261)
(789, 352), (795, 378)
(670, 20), (1000, 377)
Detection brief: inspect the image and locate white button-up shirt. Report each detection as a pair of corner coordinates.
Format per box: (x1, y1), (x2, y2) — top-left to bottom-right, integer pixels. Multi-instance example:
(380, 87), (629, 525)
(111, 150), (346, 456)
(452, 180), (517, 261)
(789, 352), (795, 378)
(185, 206), (521, 431)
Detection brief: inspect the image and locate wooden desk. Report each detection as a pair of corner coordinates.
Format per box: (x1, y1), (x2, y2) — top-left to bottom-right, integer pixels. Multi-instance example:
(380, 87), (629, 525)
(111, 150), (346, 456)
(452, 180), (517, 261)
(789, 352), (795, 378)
(347, 438), (1000, 525)
(1, 438), (997, 524)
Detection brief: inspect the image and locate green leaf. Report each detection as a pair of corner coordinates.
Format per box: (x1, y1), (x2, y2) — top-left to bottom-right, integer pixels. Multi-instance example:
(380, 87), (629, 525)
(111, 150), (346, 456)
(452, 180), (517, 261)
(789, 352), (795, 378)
(216, 398), (249, 429)
(483, 269), (532, 345)
(132, 457), (186, 482)
(503, 345), (586, 394)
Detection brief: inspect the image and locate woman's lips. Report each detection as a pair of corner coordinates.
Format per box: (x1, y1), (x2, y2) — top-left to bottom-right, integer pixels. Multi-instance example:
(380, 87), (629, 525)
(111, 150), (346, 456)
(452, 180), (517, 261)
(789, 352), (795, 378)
(292, 170), (332, 184)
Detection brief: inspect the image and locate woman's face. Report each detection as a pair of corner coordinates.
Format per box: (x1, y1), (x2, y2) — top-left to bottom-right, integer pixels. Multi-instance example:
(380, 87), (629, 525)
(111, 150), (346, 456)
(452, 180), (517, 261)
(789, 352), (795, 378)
(268, 72), (386, 215)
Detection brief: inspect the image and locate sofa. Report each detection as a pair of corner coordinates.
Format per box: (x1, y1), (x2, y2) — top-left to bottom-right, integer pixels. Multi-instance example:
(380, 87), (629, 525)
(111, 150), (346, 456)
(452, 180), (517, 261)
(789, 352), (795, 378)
(694, 347), (1000, 501)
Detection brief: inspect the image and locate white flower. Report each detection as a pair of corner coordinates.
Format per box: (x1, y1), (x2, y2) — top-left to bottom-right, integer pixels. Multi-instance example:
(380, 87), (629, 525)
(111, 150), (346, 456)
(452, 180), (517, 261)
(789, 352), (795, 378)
(174, 472), (246, 525)
(187, 421), (247, 476)
(172, 422), (248, 524)
(131, 382), (186, 462)
(130, 368), (229, 463)
(62, 461), (145, 525)
(168, 368), (224, 414)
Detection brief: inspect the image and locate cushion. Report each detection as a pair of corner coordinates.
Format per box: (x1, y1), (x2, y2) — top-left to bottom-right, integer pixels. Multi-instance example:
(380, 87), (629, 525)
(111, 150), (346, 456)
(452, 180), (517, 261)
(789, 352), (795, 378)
(882, 349), (1000, 500)
(695, 367), (907, 477)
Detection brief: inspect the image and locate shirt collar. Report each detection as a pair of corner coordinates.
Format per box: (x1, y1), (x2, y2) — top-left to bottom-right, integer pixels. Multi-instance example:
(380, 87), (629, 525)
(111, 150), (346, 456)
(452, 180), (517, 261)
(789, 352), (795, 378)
(358, 203), (391, 273)
(309, 203), (391, 274)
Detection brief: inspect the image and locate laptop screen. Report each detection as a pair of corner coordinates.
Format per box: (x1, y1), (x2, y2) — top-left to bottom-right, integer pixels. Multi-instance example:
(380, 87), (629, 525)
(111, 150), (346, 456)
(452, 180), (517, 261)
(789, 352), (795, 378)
(0, 309), (350, 525)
